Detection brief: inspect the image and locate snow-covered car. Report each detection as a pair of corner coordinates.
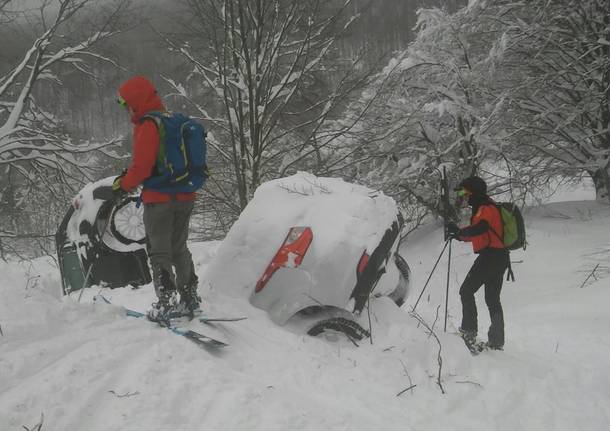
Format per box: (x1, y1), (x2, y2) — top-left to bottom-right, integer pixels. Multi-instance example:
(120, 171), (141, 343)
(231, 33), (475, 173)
(205, 172), (411, 338)
(55, 177), (151, 295)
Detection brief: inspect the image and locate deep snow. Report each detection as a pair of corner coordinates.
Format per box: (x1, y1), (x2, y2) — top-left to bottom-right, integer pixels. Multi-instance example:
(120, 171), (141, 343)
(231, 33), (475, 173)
(1, 199), (609, 431)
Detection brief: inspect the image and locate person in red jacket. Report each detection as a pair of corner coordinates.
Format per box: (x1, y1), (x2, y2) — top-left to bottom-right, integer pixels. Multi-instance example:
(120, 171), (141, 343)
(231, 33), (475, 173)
(113, 76), (201, 321)
(447, 176), (509, 351)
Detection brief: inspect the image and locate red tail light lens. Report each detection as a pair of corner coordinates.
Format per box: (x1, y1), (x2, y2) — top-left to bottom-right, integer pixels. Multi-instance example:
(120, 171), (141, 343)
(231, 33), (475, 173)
(255, 226), (313, 293)
(357, 251), (369, 276)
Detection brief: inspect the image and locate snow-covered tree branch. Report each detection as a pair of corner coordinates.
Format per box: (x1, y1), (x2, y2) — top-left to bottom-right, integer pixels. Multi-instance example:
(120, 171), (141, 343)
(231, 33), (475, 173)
(0, 0), (128, 256)
(326, 3), (511, 216)
(338, 0), (609, 216)
(0, 1), (126, 189)
(496, 0), (610, 202)
(161, 0), (370, 221)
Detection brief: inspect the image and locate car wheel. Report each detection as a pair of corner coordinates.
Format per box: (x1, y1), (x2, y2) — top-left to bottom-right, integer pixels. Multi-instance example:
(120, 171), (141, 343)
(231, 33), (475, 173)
(395, 252), (411, 281)
(389, 253), (411, 307)
(307, 317), (370, 341)
(110, 197), (146, 245)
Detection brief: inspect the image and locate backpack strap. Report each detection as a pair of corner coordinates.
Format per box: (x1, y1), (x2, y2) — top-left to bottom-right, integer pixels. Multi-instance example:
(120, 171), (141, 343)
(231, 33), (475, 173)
(489, 225), (503, 246)
(139, 111), (163, 127)
(482, 202), (504, 247)
(486, 203), (516, 282)
(506, 259), (515, 282)
(138, 112), (169, 192)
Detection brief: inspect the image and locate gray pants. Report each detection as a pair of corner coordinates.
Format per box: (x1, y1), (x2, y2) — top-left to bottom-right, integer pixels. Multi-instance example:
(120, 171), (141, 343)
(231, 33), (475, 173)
(143, 200), (195, 297)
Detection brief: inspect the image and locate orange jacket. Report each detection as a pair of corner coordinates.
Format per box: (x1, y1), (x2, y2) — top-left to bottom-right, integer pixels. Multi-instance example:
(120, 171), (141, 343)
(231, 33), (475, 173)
(460, 203), (504, 253)
(118, 76), (196, 204)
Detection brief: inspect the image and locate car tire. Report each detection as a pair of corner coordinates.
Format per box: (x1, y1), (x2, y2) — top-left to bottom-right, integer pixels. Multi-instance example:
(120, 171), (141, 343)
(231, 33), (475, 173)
(307, 317), (370, 341)
(389, 253), (411, 307)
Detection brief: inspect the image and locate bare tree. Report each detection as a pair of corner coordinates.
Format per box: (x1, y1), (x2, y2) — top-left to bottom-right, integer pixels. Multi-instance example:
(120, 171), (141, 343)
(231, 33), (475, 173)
(0, 0), (12, 23)
(0, 0), (127, 188)
(161, 0), (369, 222)
(0, 0), (129, 256)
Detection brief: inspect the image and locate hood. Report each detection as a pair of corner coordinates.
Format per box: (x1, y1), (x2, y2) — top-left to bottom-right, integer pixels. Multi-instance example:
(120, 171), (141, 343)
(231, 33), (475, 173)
(458, 176), (487, 196)
(118, 76), (165, 123)
(468, 193), (492, 213)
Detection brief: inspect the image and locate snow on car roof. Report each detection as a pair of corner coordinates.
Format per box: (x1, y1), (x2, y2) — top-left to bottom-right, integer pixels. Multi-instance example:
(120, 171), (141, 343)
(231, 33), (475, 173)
(205, 172), (399, 297)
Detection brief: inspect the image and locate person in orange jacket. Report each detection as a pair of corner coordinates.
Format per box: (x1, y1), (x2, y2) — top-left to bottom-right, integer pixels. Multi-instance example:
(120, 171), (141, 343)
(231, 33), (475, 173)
(446, 176), (509, 351)
(113, 76), (201, 321)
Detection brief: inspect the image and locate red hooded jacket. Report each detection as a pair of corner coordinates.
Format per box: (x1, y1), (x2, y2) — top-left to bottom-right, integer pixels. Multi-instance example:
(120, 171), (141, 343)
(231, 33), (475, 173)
(460, 203), (504, 253)
(118, 76), (196, 203)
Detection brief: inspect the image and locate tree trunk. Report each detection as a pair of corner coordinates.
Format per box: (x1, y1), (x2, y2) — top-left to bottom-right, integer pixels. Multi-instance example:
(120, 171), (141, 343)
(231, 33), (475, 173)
(589, 168), (610, 203)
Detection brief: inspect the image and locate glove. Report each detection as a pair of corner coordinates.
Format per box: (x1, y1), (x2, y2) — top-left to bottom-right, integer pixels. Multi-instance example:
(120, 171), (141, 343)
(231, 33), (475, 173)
(446, 222), (461, 240)
(112, 169), (127, 189)
(111, 176), (122, 191)
(111, 170), (127, 201)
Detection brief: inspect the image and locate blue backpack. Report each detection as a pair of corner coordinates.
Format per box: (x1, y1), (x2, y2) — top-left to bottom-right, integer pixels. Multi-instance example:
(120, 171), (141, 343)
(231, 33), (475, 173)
(141, 111), (208, 193)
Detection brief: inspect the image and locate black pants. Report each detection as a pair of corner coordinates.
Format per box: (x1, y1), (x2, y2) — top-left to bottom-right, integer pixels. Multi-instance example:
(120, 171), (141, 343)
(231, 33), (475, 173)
(143, 200), (195, 298)
(459, 248), (509, 346)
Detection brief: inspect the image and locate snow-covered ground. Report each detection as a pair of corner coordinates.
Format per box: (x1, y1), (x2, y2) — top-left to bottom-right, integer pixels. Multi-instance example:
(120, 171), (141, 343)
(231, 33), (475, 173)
(1, 199), (609, 431)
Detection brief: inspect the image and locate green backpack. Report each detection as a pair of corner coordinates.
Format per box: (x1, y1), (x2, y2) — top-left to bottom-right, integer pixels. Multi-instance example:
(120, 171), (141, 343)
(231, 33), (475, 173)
(492, 202), (527, 251)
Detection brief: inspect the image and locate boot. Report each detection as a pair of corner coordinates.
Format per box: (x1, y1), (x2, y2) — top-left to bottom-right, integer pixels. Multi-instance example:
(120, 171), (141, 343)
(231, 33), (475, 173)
(459, 327), (477, 344)
(147, 287), (179, 323)
(459, 327), (484, 354)
(147, 269), (179, 322)
(482, 341), (504, 351)
(176, 272), (202, 317)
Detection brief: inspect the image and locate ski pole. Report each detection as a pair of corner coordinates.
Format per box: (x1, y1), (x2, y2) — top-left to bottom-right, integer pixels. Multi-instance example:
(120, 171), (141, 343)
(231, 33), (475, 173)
(412, 238), (450, 312)
(444, 239), (452, 332)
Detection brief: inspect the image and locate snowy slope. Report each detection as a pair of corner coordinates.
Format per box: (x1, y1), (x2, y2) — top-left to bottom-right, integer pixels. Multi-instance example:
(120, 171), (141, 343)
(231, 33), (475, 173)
(1, 201), (609, 431)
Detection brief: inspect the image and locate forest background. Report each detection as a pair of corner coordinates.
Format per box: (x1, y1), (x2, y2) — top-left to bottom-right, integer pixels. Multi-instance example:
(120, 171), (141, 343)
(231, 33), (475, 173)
(1, 0), (608, 258)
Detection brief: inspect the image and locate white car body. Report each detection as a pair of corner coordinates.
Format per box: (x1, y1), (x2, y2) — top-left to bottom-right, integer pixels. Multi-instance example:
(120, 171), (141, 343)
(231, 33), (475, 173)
(205, 172), (410, 325)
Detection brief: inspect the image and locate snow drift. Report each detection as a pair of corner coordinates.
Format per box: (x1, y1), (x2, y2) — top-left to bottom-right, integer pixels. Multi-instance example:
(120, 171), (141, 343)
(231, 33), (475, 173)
(1, 195), (609, 430)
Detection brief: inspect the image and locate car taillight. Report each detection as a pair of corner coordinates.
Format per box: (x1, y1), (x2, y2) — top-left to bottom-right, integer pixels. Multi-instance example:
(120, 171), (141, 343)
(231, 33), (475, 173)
(255, 226), (313, 293)
(357, 251), (369, 276)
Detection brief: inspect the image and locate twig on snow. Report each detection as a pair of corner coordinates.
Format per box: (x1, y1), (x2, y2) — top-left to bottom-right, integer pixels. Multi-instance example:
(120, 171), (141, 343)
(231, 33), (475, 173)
(410, 306), (446, 394)
(24, 261), (41, 292)
(396, 384), (417, 397)
(301, 176), (331, 194)
(428, 306), (440, 339)
(579, 263), (600, 288)
(108, 390), (140, 398)
(399, 359), (415, 396)
(455, 380), (483, 388)
(343, 331), (359, 348)
(22, 413), (43, 431)
(277, 183), (311, 196)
